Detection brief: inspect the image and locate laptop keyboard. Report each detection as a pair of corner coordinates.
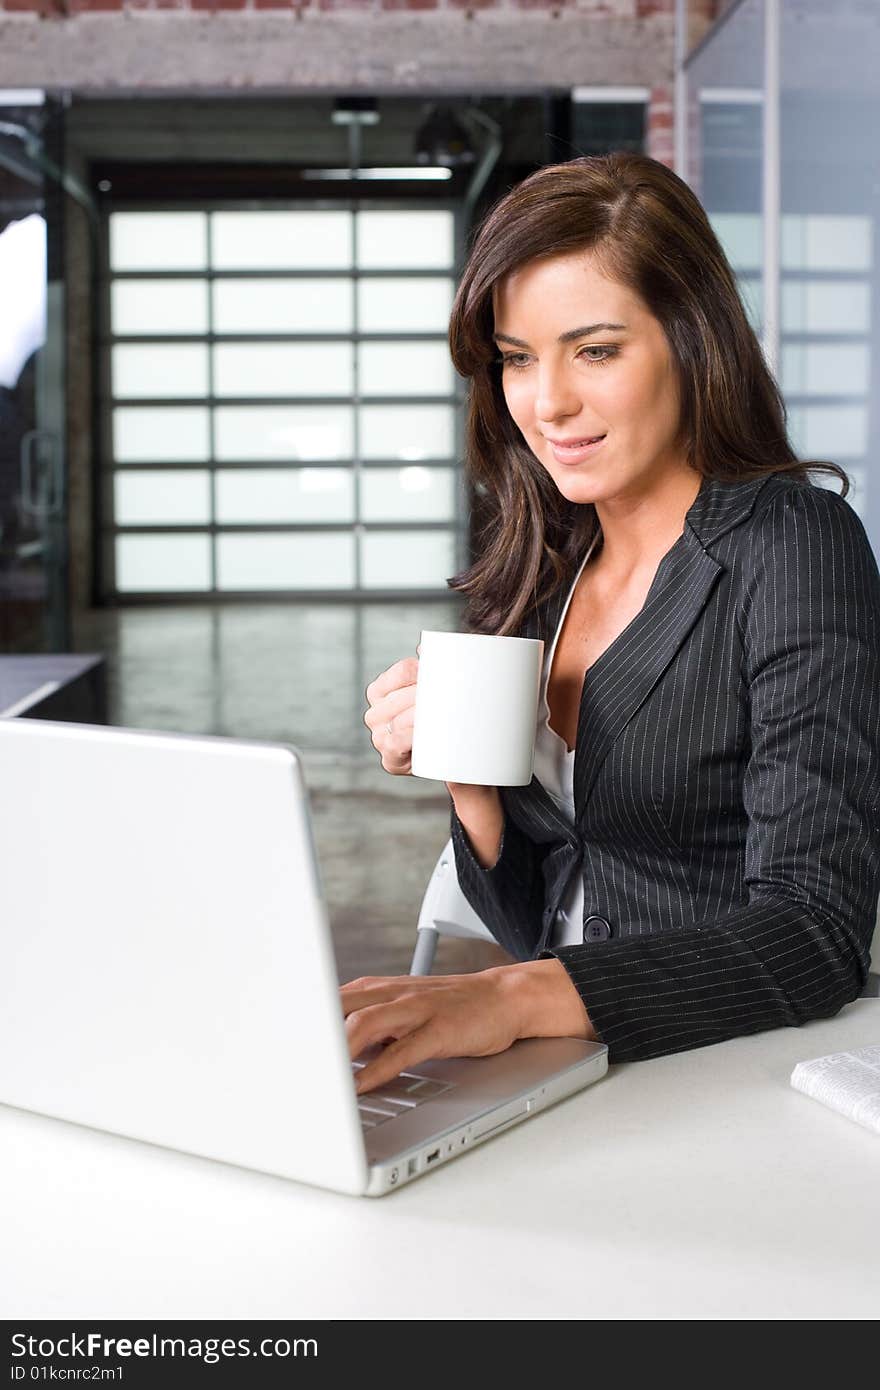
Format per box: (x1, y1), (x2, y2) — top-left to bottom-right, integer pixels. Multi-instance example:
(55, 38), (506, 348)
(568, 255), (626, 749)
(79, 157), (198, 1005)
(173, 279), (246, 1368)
(352, 1060), (455, 1130)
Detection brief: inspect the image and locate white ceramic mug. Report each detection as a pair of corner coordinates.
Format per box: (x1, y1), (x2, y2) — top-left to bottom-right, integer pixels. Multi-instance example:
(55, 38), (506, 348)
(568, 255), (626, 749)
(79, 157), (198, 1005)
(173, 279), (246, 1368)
(410, 630), (544, 786)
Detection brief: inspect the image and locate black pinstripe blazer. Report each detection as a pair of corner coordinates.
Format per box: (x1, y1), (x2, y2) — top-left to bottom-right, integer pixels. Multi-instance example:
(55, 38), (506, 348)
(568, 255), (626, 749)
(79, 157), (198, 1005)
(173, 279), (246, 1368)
(450, 472), (880, 1062)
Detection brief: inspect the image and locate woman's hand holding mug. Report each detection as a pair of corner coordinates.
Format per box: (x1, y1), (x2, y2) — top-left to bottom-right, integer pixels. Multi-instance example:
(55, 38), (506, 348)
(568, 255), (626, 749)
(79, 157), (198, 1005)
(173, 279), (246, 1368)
(363, 652), (504, 868)
(363, 656), (420, 775)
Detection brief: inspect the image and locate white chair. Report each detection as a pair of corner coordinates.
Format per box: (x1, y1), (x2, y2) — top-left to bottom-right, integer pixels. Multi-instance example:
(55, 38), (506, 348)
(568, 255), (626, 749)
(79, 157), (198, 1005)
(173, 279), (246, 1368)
(410, 836), (496, 975)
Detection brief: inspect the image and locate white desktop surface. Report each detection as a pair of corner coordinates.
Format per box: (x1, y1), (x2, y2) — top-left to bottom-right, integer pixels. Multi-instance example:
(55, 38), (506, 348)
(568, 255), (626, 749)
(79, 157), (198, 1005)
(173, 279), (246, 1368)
(2, 1000), (877, 1321)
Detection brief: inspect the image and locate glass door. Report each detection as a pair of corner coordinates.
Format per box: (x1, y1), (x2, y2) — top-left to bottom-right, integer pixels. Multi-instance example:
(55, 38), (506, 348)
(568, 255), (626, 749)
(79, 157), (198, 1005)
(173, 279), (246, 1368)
(0, 94), (68, 652)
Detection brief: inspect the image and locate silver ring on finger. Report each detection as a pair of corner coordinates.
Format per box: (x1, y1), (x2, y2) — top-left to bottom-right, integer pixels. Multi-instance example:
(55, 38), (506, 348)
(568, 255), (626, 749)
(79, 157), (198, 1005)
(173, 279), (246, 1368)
(385, 718), (394, 736)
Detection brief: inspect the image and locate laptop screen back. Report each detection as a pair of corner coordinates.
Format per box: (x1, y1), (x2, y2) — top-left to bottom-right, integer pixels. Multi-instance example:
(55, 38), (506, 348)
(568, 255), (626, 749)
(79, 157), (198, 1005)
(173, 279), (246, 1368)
(0, 718), (368, 1194)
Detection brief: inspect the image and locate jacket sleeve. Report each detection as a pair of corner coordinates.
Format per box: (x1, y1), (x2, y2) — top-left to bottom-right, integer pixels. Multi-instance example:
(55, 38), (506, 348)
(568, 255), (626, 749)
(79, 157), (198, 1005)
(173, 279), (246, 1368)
(450, 796), (546, 960)
(540, 483), (880, 1061)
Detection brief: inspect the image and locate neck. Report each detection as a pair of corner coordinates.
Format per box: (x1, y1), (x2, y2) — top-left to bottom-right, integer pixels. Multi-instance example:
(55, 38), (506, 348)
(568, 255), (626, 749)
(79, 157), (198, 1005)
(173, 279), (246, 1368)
(591, 467), (703, 579)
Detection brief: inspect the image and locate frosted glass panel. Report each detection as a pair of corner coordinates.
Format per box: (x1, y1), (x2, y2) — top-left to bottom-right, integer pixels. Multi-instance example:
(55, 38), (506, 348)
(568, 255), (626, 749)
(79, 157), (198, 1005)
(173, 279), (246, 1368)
(690, 0), (880, 560)
(112, 345), (209, 399)
(213, 343), (353, 398)
(781, 343), (870, 397)
(781, 215), (872, 272)
(111, 280), (209, 336)
(358, 278), (453, 332)
(359, 342), (454, 397)
(215, 406), (353, 461)
(215, 468), (354, 524)
(788, 404), (868, 459)
(211, 211), (352, 269)
(710, 213), (762, 271)
(361, 467), (455, 523)
(110, 213), (207, 272)
(781, 280), (871, 334)
(114, 407), (210, 463)
(114, 471), (211, 526)
(360, 405), (453, 460)
(357, 211), (454, 269)
(116, 534), (211, 592)
(213, 279), (353, 334)
(217, 533), (355, 590)
(360, 530), (456, 588)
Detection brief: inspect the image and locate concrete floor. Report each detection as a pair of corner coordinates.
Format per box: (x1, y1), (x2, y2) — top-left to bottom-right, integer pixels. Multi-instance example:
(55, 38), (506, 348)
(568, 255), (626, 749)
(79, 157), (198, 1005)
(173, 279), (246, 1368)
(72, 599), (510, 984)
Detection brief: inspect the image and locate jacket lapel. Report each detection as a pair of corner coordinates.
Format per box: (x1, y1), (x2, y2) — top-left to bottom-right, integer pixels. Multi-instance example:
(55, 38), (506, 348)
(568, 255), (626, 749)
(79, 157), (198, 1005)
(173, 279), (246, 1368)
(514, 473), (776, 827)
(565, 474), (773, 820)
(571, 539), (723, 816)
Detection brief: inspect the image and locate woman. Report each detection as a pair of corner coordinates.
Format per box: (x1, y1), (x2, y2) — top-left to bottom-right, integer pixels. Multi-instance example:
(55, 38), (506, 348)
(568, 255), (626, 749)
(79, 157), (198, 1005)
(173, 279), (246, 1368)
(348, 153), (880, 1097)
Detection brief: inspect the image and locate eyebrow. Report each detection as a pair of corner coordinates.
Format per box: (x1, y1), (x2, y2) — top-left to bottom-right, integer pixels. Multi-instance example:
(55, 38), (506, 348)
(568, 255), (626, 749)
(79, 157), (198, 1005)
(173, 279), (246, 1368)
(493, 323), (628, 348)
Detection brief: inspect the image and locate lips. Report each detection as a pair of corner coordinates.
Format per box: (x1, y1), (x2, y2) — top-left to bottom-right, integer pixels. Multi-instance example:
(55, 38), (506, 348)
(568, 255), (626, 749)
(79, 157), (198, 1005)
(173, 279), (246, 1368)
(547, 433), (608, 467)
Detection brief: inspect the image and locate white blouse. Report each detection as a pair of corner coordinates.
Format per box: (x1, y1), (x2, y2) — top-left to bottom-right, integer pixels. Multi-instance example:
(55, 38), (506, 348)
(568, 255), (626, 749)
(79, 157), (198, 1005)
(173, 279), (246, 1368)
(532, 532), (600, 948)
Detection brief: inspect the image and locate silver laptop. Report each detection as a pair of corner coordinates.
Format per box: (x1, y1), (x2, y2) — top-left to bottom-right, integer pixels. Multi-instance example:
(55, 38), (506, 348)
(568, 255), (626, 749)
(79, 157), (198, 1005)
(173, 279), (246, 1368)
(0, 717), (607, 1197)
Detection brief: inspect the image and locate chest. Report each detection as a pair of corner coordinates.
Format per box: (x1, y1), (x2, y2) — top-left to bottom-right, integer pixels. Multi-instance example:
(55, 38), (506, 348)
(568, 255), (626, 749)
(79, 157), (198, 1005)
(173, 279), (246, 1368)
(546, 566), (656, 752)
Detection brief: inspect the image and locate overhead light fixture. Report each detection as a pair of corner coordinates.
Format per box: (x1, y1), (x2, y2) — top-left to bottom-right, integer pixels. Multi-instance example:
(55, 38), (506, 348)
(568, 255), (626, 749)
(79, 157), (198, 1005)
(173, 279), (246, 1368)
(302, 167), (452, 181)
(332, 96), (380, 127)
(414, 105), (476, 169)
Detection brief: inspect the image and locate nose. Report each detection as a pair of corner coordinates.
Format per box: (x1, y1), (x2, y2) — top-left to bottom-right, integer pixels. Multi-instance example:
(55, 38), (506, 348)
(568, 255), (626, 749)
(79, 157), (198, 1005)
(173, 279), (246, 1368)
(533, 361), (582, 426)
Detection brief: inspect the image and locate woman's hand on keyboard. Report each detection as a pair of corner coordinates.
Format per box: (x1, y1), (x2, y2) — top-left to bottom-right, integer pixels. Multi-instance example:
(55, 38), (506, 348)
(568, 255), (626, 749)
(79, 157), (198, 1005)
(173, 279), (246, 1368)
(341, 961), (595, 1095)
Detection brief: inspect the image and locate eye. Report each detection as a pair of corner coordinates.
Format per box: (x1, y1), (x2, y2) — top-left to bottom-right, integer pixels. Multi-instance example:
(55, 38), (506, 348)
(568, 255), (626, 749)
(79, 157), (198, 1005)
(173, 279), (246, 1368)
(497, 345), (619, 371)
(577, 346), (618, 366)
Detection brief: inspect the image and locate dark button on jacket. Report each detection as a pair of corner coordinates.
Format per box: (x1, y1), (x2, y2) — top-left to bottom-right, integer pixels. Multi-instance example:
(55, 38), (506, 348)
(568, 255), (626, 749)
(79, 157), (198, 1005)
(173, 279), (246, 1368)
(583, 915), (612, 943)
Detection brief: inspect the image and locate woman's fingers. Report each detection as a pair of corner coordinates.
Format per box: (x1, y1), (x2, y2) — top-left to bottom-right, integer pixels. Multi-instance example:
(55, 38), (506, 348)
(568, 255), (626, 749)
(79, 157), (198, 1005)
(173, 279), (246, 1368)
(365, 657), (419, 707)
(374, 709), (415, 772)
(342, 971), (520, 1094)
(362, 684), (416, 734)
(353, 1024), (440, 1096)
(340, 974), (451, 1012)
(345, 995), (431, 1064)
(363, 657), (420, 775)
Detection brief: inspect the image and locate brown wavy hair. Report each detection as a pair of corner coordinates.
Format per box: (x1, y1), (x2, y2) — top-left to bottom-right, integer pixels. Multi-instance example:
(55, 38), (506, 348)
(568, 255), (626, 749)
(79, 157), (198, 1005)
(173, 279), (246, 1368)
(446, 153), (849, 635)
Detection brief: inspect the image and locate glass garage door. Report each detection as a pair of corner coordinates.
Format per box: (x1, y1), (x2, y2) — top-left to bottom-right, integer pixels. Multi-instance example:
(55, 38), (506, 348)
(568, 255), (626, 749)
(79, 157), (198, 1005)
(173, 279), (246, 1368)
(100, 204), (464, 598)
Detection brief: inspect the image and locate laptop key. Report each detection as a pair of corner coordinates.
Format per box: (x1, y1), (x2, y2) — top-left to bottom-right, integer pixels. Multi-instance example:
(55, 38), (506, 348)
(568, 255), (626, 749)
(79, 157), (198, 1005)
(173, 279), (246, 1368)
(400, 1077), (453, 1100)
(368, 1091), (418, 1110)
(370, 1073), (453, 1104)
(357, 1100), (399, 1120)
(354, 1065), (455, 1132)
(366, 1094), (415, 1115)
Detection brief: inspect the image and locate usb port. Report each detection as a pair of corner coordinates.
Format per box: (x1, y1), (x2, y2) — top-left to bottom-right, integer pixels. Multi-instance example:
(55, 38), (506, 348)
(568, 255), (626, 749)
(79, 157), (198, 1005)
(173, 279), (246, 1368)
(426, 1148), (440, 1164)
(407, 1157), (419, 1177)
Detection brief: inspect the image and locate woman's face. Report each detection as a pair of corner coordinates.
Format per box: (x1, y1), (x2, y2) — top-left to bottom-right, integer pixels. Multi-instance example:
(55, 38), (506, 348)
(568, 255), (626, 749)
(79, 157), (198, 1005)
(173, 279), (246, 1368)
(492, 249), (689, 509)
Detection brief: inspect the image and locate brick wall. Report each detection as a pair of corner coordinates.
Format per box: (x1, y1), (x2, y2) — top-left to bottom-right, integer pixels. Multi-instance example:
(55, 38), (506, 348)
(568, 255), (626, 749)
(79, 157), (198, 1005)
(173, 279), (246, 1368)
(0, 2), (728, 134)
(646, 81), (672, 165)
(0, 0), (669, 13)
(0, 8), (691, 108)
(0, 0), (722, 21)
